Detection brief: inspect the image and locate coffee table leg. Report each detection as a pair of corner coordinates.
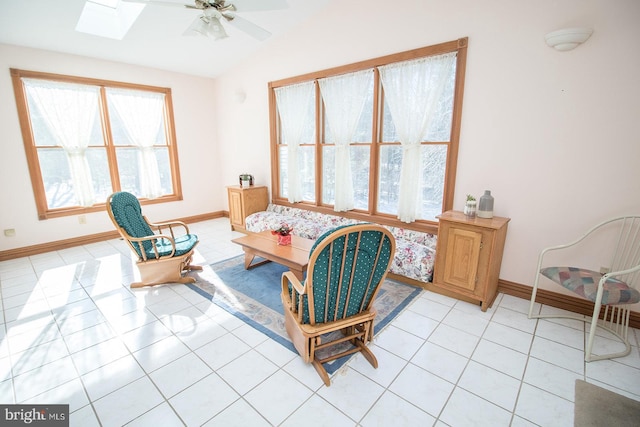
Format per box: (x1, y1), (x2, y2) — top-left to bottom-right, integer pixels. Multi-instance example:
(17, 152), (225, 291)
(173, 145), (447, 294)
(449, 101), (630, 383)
(243, 250), (271, 270)
(244, 251), (255, 270)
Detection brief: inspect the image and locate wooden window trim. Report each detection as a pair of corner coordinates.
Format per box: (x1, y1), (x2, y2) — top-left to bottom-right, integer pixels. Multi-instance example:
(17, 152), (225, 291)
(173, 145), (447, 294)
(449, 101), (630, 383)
(10, 68), (184, 220)
(268, 38), (468, 235)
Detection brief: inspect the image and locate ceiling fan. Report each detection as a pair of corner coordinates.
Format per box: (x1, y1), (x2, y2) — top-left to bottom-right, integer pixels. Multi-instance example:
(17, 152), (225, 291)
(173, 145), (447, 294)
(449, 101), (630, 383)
(122, 0), (288, 41)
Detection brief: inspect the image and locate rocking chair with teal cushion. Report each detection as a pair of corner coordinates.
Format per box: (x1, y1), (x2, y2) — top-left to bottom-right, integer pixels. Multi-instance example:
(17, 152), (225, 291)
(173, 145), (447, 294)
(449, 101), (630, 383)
(281, 223), (396, 386)
(107, 191), (203, 288)
(528, 215), (640, 362)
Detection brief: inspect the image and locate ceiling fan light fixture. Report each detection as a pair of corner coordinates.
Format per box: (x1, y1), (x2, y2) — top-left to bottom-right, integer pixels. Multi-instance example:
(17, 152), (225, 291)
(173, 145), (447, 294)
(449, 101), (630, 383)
(205, 16), (228, 40)
(184, 13), (227, 40)
(184, 15), (210, 37)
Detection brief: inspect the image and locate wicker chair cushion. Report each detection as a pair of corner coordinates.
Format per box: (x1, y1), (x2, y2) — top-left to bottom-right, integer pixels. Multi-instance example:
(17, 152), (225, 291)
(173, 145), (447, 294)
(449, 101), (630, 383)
(541, 266), (640, 305)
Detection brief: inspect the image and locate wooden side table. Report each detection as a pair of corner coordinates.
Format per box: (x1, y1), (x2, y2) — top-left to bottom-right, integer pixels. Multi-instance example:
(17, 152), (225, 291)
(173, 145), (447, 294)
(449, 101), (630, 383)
(433, 210), (510, 311)
(227, 185), (268, 232)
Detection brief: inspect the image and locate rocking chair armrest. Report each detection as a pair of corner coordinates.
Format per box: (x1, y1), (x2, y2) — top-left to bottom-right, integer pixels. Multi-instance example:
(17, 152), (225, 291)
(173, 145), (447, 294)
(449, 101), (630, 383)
(129, 233), (177, 259)
(282, 271), (306, 319)
(145, 217), (191, 236)
(282, 271), (306, 294)
(128, 233), (175, 244)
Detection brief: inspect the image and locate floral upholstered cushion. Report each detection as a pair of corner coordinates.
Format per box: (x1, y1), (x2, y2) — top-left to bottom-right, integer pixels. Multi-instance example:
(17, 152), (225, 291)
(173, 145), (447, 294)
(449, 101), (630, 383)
(244, 210), (331, 240)
(391, 240), (435, 284)
(245, 204), (436, 283)
(387, 225), (438, 247)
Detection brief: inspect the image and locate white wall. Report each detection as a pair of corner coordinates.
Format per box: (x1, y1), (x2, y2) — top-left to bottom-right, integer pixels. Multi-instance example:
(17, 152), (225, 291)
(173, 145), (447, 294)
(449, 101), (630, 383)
(0, 44), (221, 250)
(213, 0), (640, 295)
(1, 0), (639, 299)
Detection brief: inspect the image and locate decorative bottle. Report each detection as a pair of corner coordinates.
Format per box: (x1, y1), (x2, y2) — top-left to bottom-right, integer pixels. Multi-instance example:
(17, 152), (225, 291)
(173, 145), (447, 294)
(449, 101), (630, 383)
(477, 190), (494, 219)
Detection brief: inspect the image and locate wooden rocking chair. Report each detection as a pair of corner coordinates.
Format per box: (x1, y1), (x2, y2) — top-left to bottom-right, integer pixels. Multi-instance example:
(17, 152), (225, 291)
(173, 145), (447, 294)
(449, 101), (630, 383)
(281, 224), (396, 386)
(107, 191), (202, 288)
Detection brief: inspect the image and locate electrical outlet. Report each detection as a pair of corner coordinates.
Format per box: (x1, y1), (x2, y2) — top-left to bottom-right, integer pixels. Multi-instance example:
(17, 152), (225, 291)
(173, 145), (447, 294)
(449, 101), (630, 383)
(4, 228), (16, 237)
(78, 215), (87, 224)
(600, 266), (610, 274)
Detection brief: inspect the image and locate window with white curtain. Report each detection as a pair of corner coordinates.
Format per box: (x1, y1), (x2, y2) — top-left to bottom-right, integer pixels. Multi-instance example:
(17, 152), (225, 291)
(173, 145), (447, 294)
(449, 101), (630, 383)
(378, 52), (457, 222)
(319, 69), (373, 212)
(269, 39), (467, 226)
(11, 69), (183, 219)
(274, 82), (316, 203)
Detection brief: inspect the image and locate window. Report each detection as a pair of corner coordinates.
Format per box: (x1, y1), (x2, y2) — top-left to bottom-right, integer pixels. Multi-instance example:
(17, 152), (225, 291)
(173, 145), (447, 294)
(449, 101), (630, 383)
(10, 69), (184, 219)
(269, 38), (467, 228)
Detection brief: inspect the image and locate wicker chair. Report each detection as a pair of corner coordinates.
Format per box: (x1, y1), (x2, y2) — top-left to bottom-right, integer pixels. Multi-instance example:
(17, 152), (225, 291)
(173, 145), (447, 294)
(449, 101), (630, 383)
(528, 216), (640, 361)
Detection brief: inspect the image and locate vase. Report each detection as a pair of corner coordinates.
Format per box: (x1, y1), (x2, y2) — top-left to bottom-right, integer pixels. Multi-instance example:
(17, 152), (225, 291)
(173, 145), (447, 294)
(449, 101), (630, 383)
(238, 174), (254, 186)
(477, 190), (494, 219)
(464, 200), (476, 218)
(277, 234), (291, 246)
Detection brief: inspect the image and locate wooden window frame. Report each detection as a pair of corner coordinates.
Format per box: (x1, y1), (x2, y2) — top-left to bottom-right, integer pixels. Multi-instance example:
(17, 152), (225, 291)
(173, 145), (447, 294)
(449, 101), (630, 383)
(268, 38), (468, 234)
(10, 68), (184, 220)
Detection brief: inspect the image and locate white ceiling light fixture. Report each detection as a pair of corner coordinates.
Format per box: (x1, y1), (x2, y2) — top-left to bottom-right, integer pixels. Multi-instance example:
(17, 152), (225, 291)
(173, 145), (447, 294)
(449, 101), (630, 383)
(545, 27), (593, 51)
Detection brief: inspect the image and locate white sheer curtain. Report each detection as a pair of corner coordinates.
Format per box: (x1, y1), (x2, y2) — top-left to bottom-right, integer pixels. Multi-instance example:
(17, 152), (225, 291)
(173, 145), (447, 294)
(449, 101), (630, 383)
(108, 89), (165, 199)
(379, 52), (456, 222)
(274, 81), (314, 203)
(24, 79), (98, 207)
(319, 70), (371, 211)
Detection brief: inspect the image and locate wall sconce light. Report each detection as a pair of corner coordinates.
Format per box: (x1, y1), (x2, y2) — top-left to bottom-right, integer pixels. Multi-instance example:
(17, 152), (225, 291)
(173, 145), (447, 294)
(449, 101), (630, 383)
(545, 27), (593, 51)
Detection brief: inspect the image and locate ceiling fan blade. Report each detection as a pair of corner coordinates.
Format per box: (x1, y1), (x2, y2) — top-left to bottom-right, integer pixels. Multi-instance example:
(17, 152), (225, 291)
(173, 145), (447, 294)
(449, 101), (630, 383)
(230, 0), (288, 12)
(225, 14), (271, 41)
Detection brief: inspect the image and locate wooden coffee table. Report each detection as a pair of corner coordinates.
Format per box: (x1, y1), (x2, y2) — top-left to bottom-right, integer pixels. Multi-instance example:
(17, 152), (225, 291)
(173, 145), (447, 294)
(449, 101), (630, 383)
(231, 231), (315, 280)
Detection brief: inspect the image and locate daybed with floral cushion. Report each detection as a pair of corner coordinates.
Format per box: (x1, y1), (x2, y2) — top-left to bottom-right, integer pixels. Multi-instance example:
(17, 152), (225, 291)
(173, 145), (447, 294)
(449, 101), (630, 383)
(244, 204), (437, 283)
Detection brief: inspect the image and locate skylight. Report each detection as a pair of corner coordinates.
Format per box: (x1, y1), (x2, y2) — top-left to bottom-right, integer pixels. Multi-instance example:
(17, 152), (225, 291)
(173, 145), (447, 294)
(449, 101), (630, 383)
(75, 0), (145, 40)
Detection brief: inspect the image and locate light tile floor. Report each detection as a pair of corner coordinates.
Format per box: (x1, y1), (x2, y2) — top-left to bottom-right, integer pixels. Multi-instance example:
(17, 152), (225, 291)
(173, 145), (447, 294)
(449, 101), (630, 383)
(1, 218), (640, 426)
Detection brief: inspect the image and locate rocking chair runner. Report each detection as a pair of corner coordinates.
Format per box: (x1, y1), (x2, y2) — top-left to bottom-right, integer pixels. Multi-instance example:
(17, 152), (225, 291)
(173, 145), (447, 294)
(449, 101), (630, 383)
(107, 191), (203, 288)
(281, 224), (396, 386)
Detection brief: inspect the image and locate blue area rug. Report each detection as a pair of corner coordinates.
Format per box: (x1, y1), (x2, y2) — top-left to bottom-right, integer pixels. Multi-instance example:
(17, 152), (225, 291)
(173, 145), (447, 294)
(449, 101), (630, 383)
(187, 255), (421, 375)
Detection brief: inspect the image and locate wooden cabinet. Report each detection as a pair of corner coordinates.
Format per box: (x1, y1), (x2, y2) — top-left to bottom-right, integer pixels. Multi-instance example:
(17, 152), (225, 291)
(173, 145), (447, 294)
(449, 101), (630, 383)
(433, 211), (510, 311)
(227, 185), (269, 232)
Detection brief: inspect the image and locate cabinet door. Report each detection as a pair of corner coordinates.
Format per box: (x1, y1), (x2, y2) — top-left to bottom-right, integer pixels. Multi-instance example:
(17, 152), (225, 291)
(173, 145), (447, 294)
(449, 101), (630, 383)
(228, 190), (244, 227)
(443, 227), (483, 292)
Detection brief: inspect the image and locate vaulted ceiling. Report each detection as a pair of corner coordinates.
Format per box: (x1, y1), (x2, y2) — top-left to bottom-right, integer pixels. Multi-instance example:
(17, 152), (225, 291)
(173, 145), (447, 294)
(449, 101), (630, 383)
(0, 0), (331, 78)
